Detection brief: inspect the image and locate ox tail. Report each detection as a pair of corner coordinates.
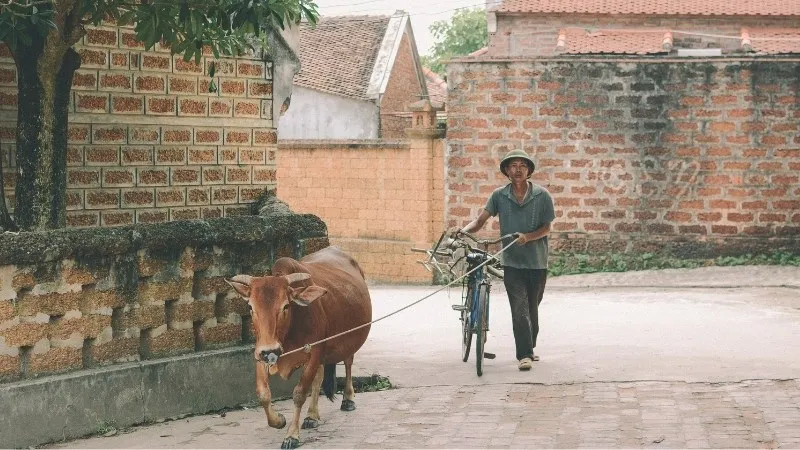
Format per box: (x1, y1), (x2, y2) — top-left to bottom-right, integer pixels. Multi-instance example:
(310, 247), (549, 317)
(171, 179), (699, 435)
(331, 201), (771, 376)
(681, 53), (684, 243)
(322, 363), (336, 401)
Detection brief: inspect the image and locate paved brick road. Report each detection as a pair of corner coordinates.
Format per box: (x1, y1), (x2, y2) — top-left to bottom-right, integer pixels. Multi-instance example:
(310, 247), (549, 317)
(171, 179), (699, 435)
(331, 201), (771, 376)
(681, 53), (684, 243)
(57, 378), (800, 448)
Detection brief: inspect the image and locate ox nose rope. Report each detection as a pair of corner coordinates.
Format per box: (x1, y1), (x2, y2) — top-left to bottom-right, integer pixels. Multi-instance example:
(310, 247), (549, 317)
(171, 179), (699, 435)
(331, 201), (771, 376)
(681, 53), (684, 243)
(270, 237), (520, 363)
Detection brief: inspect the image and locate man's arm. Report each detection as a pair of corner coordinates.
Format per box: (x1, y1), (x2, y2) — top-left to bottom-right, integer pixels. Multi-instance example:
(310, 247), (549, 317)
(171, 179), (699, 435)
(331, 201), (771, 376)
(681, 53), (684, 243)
(459, 209), (491, 235)
(516, 222), (551, 245)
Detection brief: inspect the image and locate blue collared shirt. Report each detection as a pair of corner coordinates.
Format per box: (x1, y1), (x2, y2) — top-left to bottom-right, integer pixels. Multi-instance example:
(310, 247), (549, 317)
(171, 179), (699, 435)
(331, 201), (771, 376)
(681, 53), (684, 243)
(485, 182), (555, 269)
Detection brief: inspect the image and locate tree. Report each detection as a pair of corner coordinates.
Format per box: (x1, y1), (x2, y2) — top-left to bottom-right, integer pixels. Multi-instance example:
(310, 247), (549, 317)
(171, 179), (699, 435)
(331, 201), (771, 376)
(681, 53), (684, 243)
(420, 7), (487, 77)
(0, 0), (318, 232)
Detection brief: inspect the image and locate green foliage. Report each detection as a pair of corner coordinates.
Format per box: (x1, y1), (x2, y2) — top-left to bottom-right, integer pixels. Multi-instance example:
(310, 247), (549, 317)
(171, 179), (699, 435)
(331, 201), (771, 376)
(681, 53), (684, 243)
(355, 375), (392, 393)
(337, 374), (393, 394)
(0, 1), (56, 48)
(548, 251), (800, 277)
(0, 0), (319, 62)
(95, 420), (118, 436)
(422, 7), (487, 76)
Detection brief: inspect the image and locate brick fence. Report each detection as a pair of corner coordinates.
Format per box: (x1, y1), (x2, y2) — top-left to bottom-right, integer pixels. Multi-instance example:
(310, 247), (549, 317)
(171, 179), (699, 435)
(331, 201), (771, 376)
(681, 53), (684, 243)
(0, 215), (327, 382)
(277, 126), (444, 283)
(446, 58), (800, 255)
(0, 23), (277, 227)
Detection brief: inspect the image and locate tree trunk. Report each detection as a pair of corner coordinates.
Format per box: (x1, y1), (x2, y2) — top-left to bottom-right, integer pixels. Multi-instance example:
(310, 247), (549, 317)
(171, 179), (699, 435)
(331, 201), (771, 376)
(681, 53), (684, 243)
(0, 142), (17, 232)
(13, 1), (83, 231)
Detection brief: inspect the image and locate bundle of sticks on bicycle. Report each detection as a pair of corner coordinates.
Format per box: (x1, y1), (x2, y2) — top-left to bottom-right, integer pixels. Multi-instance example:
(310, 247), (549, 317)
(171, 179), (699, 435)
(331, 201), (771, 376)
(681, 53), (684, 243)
(412, 229), (518, 280)
(411, 230), (519, 376)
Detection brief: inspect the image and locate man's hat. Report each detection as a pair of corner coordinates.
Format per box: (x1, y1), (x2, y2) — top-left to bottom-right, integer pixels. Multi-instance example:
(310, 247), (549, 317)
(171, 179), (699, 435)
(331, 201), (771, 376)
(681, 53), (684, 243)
(499, 149), (535, 176)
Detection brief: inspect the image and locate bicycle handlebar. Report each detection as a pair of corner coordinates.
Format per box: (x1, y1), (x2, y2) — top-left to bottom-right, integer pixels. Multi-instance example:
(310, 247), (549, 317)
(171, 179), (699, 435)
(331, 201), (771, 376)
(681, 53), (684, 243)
(453, 230), (519, 248)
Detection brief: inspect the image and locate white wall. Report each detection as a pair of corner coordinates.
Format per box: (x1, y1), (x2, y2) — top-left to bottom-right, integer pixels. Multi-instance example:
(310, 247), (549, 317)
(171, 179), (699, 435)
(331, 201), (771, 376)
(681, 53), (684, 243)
(277, 87), (380, 139)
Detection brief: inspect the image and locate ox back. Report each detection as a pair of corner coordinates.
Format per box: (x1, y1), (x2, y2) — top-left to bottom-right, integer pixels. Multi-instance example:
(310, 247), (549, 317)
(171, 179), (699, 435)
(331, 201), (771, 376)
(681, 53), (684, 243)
(273, 246), (373, 373)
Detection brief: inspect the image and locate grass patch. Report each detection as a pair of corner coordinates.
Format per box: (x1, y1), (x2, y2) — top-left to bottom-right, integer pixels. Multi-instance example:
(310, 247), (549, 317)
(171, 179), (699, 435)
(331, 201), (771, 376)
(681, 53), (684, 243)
(548, 251), (800, 277)
(336, 374), (392, 394)
(95, 420), (118, 436)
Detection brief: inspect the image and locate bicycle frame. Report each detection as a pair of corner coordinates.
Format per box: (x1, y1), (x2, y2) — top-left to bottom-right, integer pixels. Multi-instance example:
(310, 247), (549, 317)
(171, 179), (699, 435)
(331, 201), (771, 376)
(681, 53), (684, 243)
(464, 251), (491, 329)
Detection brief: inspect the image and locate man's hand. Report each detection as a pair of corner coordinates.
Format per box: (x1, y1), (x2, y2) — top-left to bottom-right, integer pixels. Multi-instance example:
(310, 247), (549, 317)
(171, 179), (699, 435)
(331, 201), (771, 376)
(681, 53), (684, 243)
(447, 226), (462, 239)
(515, 232), (529, 245)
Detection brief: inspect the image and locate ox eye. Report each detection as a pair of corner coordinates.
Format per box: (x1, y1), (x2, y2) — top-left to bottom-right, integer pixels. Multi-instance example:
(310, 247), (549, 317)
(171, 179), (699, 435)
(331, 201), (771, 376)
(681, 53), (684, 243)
(282, 304), (290, 312)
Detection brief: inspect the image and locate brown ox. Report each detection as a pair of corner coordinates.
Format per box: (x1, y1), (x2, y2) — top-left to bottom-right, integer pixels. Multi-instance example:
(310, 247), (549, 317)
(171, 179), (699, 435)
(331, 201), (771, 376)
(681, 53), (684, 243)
(226, 246), (372, 449)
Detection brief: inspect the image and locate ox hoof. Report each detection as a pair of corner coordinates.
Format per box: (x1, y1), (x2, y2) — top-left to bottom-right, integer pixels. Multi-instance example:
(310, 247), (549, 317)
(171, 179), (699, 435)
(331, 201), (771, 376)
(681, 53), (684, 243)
(340, 399), (356, 411)
(281, 437), (300, 449)
(301, 417), (319, 429)
(270, 413), (287, 429)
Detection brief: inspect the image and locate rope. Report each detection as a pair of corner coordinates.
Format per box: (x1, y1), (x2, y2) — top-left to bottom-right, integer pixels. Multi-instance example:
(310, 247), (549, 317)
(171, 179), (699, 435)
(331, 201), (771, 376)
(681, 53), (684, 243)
(274, 236), (520, 361)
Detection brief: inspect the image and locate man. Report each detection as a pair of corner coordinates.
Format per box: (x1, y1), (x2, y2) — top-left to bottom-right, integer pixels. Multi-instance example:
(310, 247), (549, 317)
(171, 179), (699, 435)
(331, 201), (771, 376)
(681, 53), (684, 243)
(454, 149), (555, 371)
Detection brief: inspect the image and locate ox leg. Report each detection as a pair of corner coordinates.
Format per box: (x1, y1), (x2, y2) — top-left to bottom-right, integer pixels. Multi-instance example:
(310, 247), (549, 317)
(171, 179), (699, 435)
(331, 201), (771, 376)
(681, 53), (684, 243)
(282, 359), (321, 449)
(341, 356), (356, 411)
(256, 362), (286, 429)
(301, 366), (324, 429)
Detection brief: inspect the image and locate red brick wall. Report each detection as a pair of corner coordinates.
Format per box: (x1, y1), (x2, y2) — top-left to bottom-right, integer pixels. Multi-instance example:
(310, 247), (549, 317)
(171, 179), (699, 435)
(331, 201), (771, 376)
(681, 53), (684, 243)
(380, 32), (424, 138)
(0, 24), (276, 227)
(488, 15), (800, 57)
(446, 59), (800, 254)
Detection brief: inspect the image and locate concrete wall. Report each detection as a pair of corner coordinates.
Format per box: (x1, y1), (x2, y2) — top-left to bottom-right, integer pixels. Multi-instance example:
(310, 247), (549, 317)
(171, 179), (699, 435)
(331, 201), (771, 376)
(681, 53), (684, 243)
(0, 23), (278, 227)
(0, 347), (299, 449)
(487, 14), (800, 57)
(278, 86), (380, 139)
(277, 134), (445, 284)
(445, 58), (800, 255)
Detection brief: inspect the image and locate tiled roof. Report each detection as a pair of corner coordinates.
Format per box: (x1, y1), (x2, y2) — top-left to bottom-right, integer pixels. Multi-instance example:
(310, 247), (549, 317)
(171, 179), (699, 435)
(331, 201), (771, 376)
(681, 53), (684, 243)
(422, 67), (447, 105)
(294, 15), (391, 100)
(556, 28), (672, 55)
(494, 0), (800, 16)
(742, 28), (800, 54)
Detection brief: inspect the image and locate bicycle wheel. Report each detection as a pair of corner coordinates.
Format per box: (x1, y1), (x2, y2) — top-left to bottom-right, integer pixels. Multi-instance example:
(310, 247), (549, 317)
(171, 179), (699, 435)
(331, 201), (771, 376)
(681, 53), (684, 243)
(461, 287), (473, 362)
(475, 284), (489, 377)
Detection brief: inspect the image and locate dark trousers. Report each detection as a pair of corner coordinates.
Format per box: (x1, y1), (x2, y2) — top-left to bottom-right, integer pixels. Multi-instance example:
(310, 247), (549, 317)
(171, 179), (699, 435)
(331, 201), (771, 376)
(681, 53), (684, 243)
(502, 267), (547, 361)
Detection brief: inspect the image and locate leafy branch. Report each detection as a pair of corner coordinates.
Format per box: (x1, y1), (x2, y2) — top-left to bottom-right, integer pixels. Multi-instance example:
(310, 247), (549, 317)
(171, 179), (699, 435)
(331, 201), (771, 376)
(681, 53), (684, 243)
(1, 0), (319, 62)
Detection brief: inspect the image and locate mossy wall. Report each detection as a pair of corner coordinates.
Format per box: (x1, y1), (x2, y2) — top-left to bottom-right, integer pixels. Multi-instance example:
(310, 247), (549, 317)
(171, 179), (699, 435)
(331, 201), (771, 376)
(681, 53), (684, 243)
(0, 214), (328, 382)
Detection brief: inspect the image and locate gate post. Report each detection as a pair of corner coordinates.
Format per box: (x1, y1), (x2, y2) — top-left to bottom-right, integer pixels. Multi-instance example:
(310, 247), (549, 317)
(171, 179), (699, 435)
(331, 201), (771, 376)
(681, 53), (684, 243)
(406, 99), (445, 283)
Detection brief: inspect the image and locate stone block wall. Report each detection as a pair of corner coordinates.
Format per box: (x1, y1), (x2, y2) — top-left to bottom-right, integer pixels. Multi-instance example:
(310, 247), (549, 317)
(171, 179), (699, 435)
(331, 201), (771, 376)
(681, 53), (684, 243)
(0, 215), (327, 382)
(446, 58), (800, 255)
(277, 138), (444, 284)
(0, 23), (277, 227)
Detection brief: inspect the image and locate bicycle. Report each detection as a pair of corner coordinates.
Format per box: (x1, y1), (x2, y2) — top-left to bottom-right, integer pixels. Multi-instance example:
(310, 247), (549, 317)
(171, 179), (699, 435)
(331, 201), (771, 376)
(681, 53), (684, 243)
(412, 230), (516, 376)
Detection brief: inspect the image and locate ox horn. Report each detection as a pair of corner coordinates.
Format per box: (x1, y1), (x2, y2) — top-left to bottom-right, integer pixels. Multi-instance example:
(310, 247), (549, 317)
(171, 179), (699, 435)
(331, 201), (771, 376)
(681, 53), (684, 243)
(226, 275), (254, 298)
(230, 275), (254, 286)
(284, 272), (311, 285)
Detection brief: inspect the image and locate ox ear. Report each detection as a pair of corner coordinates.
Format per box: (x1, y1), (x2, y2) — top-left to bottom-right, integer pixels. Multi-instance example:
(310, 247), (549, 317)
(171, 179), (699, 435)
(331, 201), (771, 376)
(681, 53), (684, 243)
(290, 285), (327, 307)
(225, 275), (253, 298)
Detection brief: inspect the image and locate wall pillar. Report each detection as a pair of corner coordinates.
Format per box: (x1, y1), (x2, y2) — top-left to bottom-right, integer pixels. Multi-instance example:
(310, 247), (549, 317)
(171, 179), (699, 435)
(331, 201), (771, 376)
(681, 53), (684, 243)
(405, 100), (445, 262)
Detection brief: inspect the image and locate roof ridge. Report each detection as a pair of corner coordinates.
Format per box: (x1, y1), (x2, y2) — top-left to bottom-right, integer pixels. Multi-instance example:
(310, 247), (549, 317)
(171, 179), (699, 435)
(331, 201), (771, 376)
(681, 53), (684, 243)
(493, 0), (800, 16)
(316, 14), (392, 20)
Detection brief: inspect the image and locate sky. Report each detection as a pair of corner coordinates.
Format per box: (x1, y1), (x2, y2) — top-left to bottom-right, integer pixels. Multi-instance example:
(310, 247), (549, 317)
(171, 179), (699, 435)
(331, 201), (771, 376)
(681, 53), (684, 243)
(311, 0), (487, 57)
